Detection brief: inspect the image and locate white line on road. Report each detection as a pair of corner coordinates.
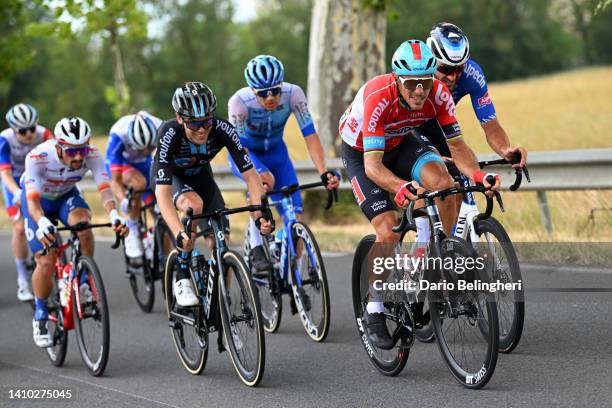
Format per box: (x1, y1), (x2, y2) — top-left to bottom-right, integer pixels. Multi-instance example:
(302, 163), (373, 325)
(1, 360), (181, 408)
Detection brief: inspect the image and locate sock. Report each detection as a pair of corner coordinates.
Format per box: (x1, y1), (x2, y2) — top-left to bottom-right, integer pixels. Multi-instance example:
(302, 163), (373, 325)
(415, 217), (430, 247)
(34, 298), (48, 320)
(15, 258), (28, 284)
(366, 301), (384, 314)
(248, 218), (262, 248)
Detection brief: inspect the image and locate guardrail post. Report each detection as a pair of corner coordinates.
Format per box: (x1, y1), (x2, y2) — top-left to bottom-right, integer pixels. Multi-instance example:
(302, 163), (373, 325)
(536, 191), (553, 236)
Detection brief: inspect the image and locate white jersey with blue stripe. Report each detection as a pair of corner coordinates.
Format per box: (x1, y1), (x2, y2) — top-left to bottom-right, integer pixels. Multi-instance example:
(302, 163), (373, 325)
(228, 82), (316, 152)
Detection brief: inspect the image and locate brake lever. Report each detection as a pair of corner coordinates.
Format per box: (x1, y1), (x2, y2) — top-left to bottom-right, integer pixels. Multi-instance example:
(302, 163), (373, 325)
(494, 190), (505, 213)
(522, 165), (531, 183)
(111, 230), (122, 249)
(509, 168), (523, 191)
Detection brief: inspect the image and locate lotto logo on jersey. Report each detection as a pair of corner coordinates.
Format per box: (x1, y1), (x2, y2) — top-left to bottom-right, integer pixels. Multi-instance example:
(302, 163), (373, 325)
(478, 92), (492, 107)
(348, 117), (358, 133)
(434, 86), (456, 117)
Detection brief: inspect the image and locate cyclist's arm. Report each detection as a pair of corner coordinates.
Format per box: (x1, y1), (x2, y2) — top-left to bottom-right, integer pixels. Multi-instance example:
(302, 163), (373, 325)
(155, 183), (183, 236)
(289, 85), (326, 173)
(0, 169), (19, 193)
(482, 119), (527, 166)
(228, 93), (248, 140)
(447, 138), (481, 181)
(242, 167), (266, 219)
(0, 139), (19, 193)
(303, 133), (326, 174)
(87, 146), (116, 213)
(106, 133), (127, 201)
(23, 154), (45, 224)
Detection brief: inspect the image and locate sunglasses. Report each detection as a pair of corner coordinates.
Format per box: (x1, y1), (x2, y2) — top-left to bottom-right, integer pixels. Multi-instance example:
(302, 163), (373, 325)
(254, 86), (282, 98)
(184, 117), (214, 131)
(397, 76), (434, 92)
(60, 144), (91, 157)
(437, 64), (465, 76)
(17, 126), (36, 134)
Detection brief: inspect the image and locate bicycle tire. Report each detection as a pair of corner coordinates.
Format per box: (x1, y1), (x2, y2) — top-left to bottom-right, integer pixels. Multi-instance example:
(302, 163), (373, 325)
(473, 217), (525, 354)
(164, 250), (208, 375)
(46, 278), (68, 367)
(243, 229), (282, 333)
(290, 222), (330, 342)
(127, 253), (155, 313)
(73, 256), (110, 377)
(429, 237), (498, 389)
(219, 250), (265, 386)
(351, 235), (409, 376)
(155, 221), (175, 298)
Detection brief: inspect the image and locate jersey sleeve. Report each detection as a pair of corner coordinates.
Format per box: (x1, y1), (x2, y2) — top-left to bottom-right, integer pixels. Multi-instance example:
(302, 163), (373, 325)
(468, 76), (497, 124)
(42, 127), (54, 141)
(154, 121), (179, 185)
(361, 83), (393, 155)
(218, 119), (253, 173)
(228, 93), (249, 141)
(105, 133), (125, 172)
(23, 150), (46, 200)
(432, 82), (462, 141)
(289, 85), (316, 137)
(0, 137), (11, 171)
(86, 146), (111, 192)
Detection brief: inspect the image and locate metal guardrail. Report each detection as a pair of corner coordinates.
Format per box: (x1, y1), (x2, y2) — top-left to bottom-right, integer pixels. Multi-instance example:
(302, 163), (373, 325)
(77, 148), (612, 235)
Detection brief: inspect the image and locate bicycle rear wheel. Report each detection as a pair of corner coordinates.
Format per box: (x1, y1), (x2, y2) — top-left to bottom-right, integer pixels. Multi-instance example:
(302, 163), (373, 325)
(429, 237), (498, 389)
(164, 250), (208, 375)
(290, 222), (330, 342)
(127, 252), (155, 313)
(46, 279), (68, 367)
(219, 250), (265, 386)
(473, 217), (524, 353)
(351, 235), (410, 376)
(155, 221), (175, 297)
(73, 256), (110, 376)
(243, 229), (282, 333)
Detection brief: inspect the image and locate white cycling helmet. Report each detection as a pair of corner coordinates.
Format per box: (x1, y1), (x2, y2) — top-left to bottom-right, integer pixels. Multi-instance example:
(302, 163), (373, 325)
(6, 103), (38, 129)
(426, 22), (470, 67)
(128, 112), (157, 150)
(54, 117), (91, 145)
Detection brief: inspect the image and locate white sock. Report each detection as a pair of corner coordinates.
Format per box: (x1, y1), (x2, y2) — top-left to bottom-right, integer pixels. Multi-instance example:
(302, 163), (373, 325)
(366, 301), (384, 314)
(127, 217), (139, 233)
(248, 218), (263, 248)
(15, 258), (27, 284)
(415, 217), (430, 246)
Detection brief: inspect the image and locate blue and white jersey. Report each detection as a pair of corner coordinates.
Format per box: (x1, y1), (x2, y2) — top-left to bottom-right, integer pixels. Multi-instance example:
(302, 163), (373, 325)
(451, 59), (497, 124)
(228, 82), (316, 152)
(105, 111), (162, 172)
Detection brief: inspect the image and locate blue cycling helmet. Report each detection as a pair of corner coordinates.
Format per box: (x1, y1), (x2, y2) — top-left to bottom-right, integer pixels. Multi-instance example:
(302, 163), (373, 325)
(244, 55), (284, 89)
(391, 40), (437, 76)
(426, 22), (470, 66)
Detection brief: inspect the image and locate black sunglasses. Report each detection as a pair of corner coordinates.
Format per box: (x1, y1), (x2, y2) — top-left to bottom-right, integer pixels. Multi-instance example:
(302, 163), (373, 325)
(184, 117), (214, 131)
(255, 86), (282, 98)
(17, 126), (36, 134)
(437, 64), (465, 76)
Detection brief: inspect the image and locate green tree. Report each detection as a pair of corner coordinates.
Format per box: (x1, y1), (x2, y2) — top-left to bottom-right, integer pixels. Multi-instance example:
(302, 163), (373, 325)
(0, 1), (36, 96)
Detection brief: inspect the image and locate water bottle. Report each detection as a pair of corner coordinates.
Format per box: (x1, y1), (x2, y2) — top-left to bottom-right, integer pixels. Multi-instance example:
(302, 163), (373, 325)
(59, 264), (71, 307)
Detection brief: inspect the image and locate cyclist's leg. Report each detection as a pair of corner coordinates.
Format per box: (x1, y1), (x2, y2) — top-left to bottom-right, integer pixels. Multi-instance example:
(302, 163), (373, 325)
(59, 188), (93, 256)
(22, 195), (59, 346)
(2, 179), (30, 294)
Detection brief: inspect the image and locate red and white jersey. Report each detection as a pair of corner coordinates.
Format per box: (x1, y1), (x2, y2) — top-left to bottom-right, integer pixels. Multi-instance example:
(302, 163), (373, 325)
(23, 139), (110, 200)
(0, 125), (54, 177)
(339, 74), (462, 154)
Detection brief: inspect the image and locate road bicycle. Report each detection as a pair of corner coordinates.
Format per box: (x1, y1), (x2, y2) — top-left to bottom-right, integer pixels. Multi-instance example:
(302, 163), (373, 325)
(414, 154), (529, 353)
(123, 188), (174, 312)
(352, 180), (503, 389)
(44, 222), (121, 376)
(164, 204), (269, 386)
(243, 181), (337, 342)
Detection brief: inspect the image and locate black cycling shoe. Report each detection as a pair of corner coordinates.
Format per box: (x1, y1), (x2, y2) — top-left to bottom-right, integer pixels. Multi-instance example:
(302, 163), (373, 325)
(364, 310), (395, 350)
(413, 301), (431, 329)
(250, 245), (272, 277)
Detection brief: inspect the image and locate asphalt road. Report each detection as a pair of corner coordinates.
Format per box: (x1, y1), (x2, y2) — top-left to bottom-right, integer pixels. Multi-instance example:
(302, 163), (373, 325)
(1, 235), (611, 408)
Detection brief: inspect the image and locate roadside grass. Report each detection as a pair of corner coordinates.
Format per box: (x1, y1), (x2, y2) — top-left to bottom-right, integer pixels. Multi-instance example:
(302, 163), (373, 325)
(2, 67), (611, 251)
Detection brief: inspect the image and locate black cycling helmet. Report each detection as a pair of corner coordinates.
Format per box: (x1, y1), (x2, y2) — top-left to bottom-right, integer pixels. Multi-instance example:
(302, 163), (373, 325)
(171, 82), (217, 119)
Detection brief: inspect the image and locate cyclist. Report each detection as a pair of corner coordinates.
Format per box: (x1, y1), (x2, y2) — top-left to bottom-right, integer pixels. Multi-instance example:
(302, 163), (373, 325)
(105, 111), (162, 258)
(339, 40), (499, 349)
(1, 103), (54, 302)
(420, 22), (527, 245)
(153, 82), (273, 307)
(228, 55), (339, 274)
(21, 116), (128, 347)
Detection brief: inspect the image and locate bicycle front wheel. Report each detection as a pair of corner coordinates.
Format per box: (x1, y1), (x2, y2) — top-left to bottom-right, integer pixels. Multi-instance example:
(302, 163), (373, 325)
(164, 250), (208, 375)
(473, 217), (525, 353)
(219, 250), (265, 387)
(290, 222), (330, 342)
(46, 279), (68, 367)
(429, 237), (498, 389)
(73, 256), (110, 376)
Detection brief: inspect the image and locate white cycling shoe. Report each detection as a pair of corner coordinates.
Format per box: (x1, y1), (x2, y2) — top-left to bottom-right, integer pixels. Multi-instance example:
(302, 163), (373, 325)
(173, 279), (199, 307)
(125, 231), (144, 258)
(17, 280), (34, 302)
(32, 318), (53, 348)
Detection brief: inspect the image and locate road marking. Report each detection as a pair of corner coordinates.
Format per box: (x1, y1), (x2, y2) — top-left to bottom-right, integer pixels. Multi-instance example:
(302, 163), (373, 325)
(1, 360), (181, 408)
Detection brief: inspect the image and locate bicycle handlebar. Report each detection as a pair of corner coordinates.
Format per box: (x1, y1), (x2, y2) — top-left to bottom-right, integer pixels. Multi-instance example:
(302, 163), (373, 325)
(40, 221), (122, 256)
(478, 151), (531, 191)
(265, 181), (339, 210)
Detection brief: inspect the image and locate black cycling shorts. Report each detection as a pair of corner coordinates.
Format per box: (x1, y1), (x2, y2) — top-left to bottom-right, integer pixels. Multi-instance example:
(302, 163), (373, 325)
(341, 135), (443, 221)
(151, 165), (230, 236)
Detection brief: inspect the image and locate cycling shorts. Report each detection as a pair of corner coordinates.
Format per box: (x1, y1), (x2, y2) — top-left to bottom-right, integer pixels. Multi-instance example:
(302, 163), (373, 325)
(341, 135), (443, 221)
(21, 187), (90, 254)
(106, 158), (153, 204)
